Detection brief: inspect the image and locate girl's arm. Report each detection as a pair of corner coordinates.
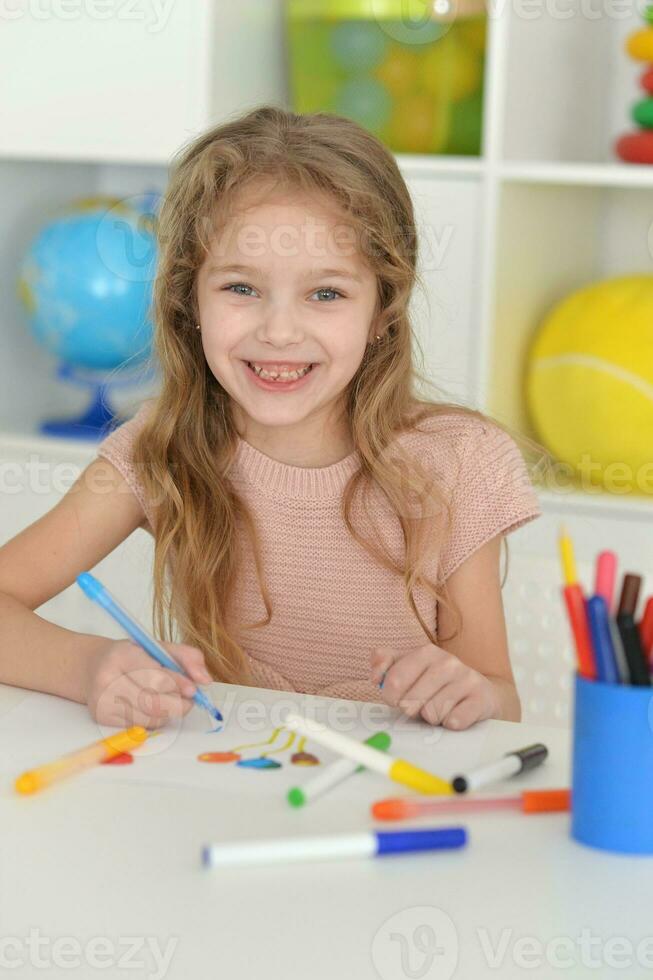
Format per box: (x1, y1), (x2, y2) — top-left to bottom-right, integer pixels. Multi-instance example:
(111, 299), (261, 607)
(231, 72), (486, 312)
(0, 457), (146, 701)
(371, 533), (522, 728)
(435, 533), (521, 722)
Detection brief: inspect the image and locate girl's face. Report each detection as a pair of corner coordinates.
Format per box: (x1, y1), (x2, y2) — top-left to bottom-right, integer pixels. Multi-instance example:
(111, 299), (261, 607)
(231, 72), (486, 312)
(195, 191), (380, 453)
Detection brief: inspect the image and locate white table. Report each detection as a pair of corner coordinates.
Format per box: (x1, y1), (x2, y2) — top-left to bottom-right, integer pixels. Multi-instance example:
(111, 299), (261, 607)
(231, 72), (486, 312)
(0, 681), (650, 980)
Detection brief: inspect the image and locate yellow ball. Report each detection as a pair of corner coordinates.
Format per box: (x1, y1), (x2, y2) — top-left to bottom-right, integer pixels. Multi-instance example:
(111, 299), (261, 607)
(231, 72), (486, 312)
(525, 276), (653, 495)
(626, 27), (653, 61)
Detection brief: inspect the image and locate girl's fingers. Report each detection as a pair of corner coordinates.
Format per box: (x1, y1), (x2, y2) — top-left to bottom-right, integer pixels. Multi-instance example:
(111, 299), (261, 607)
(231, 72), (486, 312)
(419, 681), (470, 727)
(378, 648), (439, 707)
(397, 662), (460, 718)
(165, 670), (197, 700)
(439, 694), (485, 731)
(132, 686), (193, 728)
(92, 672), (146, 727)
(100, 675), (192, 730)
(370, 647), (398, 685)
(124, 653), (198, 701)
(116, 643), (202, 698)
(166, 644), (213, 685)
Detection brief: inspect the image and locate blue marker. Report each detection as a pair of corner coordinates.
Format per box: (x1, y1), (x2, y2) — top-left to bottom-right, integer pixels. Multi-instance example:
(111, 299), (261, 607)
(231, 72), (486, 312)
(586, 595), (619, 684)
(201, 826), (467, 868)
(76, 572), (222, 725)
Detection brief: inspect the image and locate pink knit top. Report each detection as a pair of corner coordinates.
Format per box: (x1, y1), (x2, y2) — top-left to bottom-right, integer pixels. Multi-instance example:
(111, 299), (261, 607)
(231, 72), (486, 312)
(96, 402), (541, 702)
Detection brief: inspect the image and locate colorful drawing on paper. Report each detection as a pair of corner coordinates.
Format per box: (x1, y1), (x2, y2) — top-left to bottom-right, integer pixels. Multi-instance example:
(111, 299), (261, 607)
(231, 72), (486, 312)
(101, 729), (161, 766)
(102, 752), (134, 765)
(197, 728), (320, 769)
(197, 751), (242, 763)
(290, 738), (319, 766)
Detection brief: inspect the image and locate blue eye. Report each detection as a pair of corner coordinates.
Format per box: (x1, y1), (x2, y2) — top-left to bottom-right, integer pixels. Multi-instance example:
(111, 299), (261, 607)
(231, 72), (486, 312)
(223, 283), (344, 302)
(314, 288), (343, 302)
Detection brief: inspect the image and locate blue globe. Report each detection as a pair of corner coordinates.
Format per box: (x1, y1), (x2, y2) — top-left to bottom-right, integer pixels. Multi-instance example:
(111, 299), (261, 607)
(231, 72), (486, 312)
(18, 193), (157, 372)
(17, 193), (159, 439)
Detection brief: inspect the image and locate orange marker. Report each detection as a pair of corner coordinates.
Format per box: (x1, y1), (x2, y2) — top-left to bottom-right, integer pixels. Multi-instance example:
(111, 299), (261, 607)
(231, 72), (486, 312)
(15, 726), (149, 795)
(371, 788), (570, 821)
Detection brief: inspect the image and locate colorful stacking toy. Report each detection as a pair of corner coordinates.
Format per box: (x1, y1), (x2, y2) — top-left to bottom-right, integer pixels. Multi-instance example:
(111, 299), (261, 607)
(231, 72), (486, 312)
(615, 4), (653, 163)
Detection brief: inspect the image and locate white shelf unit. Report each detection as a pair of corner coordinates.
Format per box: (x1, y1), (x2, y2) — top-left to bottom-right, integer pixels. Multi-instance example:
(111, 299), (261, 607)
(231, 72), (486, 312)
(1, 5), (652, 564)
(0, 1), (287, 164)
(2, 0), (653, 728)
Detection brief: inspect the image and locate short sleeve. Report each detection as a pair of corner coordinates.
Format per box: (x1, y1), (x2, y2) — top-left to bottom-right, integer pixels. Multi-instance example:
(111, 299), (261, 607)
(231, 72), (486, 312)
(436, 420), (542, 583)
(96, 400), (156, 531)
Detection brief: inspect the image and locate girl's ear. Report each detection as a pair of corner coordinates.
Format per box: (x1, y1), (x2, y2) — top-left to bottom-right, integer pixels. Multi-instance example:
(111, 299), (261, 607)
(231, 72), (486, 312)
(367, 315), (385, 345)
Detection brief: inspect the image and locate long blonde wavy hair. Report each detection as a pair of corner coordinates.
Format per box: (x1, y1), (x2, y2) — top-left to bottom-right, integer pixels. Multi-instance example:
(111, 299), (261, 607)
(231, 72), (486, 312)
(130, 104), (550, 685)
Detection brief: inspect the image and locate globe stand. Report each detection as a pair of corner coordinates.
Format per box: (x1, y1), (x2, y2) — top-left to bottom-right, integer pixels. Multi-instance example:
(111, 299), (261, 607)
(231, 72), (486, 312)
(41, 361), (156, 441)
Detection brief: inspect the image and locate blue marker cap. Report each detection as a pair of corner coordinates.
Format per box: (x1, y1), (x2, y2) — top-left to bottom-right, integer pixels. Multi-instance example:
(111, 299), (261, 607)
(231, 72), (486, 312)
(77, 571), (104, 603)
(375, 827), (467, 855)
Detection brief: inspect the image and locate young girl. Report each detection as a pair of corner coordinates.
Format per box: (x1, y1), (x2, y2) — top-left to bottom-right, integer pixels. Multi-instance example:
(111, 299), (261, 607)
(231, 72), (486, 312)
(0, 105), (543, 732)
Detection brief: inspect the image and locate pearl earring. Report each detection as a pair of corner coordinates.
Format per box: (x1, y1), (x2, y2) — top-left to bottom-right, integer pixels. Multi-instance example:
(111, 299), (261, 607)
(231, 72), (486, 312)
(196, 323), (201, 331)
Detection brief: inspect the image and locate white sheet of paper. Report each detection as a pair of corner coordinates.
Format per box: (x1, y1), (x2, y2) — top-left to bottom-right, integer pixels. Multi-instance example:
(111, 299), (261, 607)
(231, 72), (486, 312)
(0, 682), (494, 803)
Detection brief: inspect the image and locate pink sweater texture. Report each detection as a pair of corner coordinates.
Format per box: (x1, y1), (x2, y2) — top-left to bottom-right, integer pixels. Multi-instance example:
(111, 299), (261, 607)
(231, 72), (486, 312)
(96, 402), (542, 702)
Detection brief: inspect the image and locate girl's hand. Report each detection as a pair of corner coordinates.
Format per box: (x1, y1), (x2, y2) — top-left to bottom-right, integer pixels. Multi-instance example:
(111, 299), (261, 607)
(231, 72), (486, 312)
(84, 639), (213, 729)
(370, 643), (501, 730)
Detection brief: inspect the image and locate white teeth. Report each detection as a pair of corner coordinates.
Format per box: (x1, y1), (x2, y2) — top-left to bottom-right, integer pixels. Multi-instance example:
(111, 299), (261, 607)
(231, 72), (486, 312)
(249, 363), (312, 381)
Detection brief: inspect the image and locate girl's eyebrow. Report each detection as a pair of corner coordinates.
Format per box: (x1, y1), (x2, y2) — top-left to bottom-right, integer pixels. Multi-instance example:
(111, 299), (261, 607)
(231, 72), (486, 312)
(207, 263), (363, 283)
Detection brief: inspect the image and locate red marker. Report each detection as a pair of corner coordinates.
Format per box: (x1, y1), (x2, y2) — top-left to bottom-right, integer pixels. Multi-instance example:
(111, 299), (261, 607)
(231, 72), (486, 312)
(558, 526), (596, 679)
(562, 585), (596, 680)
(639, 597), (653, 664)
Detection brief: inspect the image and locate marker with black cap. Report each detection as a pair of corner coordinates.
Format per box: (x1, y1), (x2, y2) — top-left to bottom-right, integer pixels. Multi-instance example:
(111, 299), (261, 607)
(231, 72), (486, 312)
(452, 743), (548, 794)
(616, 573), (651, 686)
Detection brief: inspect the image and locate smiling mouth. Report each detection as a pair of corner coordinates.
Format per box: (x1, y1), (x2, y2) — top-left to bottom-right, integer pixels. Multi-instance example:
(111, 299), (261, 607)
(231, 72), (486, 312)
(244, 361), (316, 381)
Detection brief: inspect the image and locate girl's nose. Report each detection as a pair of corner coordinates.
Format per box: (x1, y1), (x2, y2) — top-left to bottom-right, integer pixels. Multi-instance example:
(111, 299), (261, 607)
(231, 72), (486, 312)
(258, 305), (303, 345)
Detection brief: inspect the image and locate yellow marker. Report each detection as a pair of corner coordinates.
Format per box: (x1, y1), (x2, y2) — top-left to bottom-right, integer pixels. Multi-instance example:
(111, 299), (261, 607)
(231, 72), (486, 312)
(282, 713), (453, 796)
(558, 523), (578, 586)
(15, 726), (149, 795)
(389, 759), (452, 795)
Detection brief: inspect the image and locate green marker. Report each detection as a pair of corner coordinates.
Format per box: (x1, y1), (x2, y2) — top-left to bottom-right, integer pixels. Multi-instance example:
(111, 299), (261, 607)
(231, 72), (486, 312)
(287, 731), (391, 808)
